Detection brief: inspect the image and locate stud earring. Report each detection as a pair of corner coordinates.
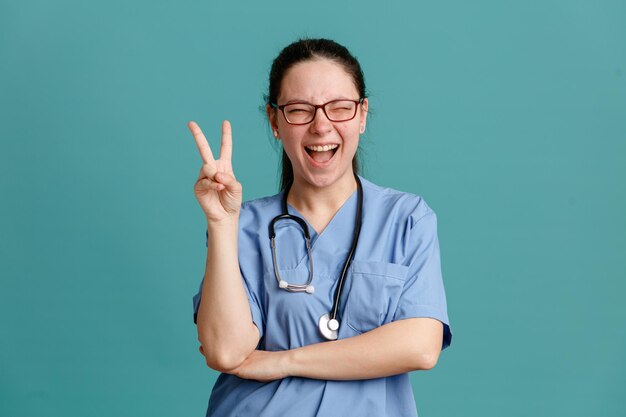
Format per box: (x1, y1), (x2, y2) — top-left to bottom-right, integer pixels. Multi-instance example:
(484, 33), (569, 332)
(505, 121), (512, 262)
(273, 130), (278, 137)
(359, 125), (365, 134)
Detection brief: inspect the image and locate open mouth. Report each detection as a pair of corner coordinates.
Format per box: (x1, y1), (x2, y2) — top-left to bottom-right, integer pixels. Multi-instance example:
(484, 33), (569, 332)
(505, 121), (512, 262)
(305, 144), (339, 164)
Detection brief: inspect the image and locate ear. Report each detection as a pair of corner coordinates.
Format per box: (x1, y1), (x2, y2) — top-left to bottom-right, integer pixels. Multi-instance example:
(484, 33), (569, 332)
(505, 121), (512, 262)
(359, 98), (369, 133)
(266, 104), (279, 135)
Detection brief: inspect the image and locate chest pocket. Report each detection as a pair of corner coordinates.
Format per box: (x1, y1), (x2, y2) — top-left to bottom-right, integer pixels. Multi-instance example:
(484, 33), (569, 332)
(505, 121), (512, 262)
(343, 260), (409, 334)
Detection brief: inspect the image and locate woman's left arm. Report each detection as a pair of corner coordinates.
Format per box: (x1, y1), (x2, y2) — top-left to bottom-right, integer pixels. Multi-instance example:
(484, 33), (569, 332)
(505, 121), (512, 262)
(230, 317), (443, 382)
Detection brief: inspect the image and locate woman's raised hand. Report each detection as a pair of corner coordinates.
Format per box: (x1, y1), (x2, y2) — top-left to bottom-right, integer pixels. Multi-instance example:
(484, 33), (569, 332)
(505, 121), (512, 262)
(188, 120), (243, 223)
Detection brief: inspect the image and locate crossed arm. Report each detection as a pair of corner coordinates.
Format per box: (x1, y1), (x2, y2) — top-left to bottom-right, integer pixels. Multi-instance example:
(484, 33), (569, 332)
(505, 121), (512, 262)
(201, 317), (443, 382)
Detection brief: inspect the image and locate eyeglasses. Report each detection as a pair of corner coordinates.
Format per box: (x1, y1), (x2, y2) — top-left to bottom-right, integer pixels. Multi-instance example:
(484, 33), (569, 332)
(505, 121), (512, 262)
(272, 98), (364, 125)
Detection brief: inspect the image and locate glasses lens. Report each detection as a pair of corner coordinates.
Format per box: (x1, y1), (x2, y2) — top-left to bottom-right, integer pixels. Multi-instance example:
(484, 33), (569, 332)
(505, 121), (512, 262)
(283, 103), (315, 124)
(325, 100), (357, 122)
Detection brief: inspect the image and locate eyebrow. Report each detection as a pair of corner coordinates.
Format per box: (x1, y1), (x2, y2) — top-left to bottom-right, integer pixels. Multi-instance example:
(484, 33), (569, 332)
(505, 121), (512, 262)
(281, 96), (355, 105)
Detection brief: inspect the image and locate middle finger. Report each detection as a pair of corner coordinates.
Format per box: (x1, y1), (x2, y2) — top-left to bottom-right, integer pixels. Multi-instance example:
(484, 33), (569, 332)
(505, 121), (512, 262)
(220, 120), (233, 162)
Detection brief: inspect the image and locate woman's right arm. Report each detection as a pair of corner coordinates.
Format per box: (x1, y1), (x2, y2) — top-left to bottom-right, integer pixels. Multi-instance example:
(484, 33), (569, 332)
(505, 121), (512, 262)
(188, 120), (260, 373)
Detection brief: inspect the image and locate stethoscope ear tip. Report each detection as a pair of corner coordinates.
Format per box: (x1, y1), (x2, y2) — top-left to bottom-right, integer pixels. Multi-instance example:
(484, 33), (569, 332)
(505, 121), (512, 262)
(273, 174), (363, 342)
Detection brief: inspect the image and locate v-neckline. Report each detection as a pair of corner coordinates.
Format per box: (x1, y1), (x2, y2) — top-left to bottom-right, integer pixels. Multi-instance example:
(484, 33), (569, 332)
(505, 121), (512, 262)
(285, 187), (358, 246)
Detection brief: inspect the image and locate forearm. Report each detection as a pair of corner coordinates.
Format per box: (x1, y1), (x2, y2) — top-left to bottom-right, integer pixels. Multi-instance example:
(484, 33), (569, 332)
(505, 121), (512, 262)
(196, 218), (259, 370)
(285, 318), (442, 380)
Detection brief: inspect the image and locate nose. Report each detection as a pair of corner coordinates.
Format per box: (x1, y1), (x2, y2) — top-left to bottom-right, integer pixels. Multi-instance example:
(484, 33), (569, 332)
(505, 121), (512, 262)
(309, 106), (332, 134)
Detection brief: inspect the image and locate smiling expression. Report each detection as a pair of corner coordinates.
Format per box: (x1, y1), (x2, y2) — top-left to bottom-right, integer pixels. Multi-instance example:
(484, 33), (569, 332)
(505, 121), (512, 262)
(268, 58), (368, 189)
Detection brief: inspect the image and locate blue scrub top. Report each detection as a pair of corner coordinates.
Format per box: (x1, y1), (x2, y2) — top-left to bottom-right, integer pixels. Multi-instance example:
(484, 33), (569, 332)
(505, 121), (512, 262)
(193, 176), (452, 417)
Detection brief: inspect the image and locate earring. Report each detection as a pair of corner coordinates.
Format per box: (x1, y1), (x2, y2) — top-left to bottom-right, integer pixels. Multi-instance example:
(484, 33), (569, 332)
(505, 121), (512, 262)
(359, 125), (365, 133)
(273, 130), (278, 137)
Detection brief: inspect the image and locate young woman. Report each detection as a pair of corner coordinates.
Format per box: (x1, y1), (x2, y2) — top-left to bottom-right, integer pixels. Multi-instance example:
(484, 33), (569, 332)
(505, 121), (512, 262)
(189, 38), (452, 417)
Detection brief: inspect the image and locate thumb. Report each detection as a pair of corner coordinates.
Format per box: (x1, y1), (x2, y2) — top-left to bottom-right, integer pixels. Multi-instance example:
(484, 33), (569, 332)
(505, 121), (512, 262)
(215, 172), (241, 192)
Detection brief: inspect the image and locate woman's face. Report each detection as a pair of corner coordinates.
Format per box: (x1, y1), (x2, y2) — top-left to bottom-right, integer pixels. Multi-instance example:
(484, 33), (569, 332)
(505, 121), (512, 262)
(268, 58), (368, 189)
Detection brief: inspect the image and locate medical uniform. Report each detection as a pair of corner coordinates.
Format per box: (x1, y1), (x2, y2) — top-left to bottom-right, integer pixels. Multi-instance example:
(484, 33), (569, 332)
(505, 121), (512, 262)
(192, 176), (452, 417)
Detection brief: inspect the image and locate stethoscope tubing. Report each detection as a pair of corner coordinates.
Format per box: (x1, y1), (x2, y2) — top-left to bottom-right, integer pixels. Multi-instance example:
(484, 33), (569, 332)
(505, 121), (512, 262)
(269, 214), (315, 292)
(269, 174), (363, 323)
(329, 176), (363, 321)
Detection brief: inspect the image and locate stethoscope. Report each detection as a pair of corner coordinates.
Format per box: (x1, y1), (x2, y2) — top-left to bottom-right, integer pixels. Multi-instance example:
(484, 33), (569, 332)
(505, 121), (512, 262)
(268, 175), (363, 340)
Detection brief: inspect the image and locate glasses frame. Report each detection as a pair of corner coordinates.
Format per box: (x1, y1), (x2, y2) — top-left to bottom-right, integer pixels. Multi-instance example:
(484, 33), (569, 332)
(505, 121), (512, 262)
(271, 98), (364, 125)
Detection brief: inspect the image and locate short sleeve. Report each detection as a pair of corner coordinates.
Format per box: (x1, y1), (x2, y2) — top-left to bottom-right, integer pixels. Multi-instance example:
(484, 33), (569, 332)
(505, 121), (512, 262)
(393, 209), (452, 350)
(191, 229), (265, 341)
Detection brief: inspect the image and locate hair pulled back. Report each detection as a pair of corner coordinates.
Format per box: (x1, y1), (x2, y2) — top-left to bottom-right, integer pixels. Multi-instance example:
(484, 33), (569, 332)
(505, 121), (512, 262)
(266, 38), (367, 191)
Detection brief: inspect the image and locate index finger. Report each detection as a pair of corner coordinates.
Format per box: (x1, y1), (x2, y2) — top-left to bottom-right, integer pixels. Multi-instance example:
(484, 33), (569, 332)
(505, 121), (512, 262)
(220, 120), (233, 162)
(187, 121), (215, 164)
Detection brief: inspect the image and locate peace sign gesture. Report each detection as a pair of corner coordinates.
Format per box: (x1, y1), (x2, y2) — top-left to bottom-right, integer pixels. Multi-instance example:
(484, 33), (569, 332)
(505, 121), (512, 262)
(188, 120), (243, 223)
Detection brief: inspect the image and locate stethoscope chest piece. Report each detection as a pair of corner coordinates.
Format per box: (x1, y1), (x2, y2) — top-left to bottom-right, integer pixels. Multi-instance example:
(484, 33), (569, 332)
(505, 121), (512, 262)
(318, 313), (339, 340)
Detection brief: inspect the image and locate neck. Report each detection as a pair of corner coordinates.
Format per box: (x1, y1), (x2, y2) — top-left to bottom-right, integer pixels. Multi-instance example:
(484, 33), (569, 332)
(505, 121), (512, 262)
(287, 172), (358, 214)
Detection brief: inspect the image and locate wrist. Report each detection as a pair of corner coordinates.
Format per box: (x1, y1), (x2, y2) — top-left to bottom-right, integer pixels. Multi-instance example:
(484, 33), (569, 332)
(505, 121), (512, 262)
(283, 348), (299, 378)
(207, 215), (239, 231)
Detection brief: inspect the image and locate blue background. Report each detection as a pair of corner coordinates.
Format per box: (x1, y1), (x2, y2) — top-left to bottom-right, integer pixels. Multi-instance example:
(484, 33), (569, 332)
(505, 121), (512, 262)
(1, 1), (625, 416)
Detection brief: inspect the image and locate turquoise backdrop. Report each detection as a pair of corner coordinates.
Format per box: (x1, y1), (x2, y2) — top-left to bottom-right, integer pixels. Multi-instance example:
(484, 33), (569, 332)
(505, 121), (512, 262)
(1, 1), (625, 416)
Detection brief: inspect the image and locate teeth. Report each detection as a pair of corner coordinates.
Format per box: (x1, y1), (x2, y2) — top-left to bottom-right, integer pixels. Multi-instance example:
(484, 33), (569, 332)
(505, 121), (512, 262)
(306, 144), (339, 152)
